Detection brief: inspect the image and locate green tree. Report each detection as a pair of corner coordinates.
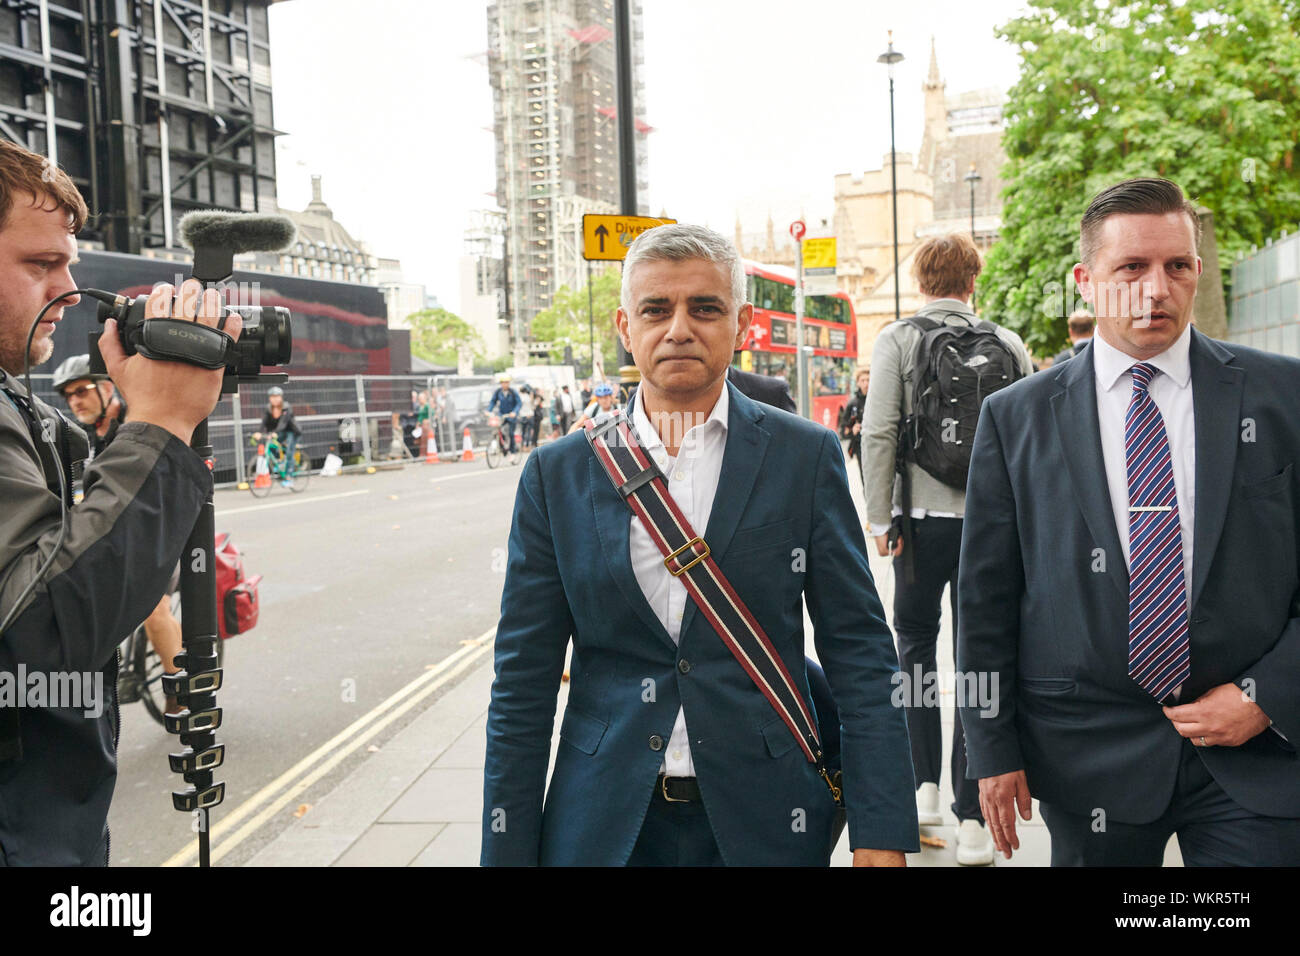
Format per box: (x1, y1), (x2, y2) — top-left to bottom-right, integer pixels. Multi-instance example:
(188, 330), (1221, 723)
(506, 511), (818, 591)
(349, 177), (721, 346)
(406, 308), (480, 367)
(979, 0), (1300, 355)
(529, 269), (622, 373)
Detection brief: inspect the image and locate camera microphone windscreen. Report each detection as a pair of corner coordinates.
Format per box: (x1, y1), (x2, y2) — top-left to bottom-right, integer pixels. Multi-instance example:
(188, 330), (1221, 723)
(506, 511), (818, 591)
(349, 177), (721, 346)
(178, 212), (298, 255)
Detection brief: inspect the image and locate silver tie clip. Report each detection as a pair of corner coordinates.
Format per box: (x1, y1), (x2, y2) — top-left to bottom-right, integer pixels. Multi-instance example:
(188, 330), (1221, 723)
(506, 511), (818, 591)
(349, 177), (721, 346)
(1129, 505), (1173, 512)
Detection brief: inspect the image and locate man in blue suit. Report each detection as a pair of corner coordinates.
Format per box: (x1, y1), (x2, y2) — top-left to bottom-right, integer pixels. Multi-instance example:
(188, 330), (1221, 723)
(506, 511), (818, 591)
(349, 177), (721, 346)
(482, 224), (917, 866)
(959, 179), (1300, 865)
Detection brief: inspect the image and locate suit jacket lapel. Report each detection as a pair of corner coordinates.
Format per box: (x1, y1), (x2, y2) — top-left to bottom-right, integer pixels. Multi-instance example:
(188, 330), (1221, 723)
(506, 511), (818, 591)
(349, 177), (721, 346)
(1050, 346), (1129, 599)
(681, 383), (770, 637)
(1188, 329), (1243, 610)
(589, 457), (677, 652)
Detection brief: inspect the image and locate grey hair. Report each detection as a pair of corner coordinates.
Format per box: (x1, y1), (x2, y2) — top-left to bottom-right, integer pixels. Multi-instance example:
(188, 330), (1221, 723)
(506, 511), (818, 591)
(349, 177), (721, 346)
(620, 223), (747, 310)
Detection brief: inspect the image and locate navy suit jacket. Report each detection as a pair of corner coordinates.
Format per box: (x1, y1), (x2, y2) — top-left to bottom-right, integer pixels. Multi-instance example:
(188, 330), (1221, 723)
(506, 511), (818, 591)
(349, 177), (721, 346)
(727, 366), (796, 414)
(958, 329), (1300, 822)
(482, 382), (918, 865)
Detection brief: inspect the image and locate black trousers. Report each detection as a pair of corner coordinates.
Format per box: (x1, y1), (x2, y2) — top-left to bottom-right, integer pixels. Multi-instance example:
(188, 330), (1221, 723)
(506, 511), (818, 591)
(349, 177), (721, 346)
(892, 516), (983, 823)
(1041, 737), (1300, 866)
(626, 792), (724, 866)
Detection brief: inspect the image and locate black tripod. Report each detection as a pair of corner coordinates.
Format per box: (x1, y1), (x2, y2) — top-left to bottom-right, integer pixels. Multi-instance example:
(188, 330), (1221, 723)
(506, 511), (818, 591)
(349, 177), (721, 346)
(162, 414), (226, 866)
(162, 373), (286, 866)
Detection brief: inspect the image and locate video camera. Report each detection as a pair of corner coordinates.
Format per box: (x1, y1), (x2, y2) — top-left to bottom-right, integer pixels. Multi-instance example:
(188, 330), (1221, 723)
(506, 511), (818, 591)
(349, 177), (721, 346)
(88, 211), (297, 388)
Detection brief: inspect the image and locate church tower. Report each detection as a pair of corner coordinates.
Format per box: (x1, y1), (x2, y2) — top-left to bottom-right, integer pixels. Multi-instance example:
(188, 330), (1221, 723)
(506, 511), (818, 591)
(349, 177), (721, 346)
(918, 37), (947, 172)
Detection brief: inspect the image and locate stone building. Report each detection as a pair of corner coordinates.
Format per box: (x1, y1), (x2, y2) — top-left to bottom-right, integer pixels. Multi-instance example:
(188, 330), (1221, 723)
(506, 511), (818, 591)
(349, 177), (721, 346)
(834, 39), (1009, 364)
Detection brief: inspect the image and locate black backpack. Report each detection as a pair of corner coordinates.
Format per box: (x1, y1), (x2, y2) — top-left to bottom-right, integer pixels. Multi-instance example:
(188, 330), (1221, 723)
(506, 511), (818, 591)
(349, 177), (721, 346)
(898, 312), (1025, 490)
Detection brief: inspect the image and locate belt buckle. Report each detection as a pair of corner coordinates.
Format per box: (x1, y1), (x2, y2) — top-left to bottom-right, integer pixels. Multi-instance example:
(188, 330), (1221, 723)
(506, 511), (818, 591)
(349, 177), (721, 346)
(664, 537), (709, 577)
(660, 774), (690, 803)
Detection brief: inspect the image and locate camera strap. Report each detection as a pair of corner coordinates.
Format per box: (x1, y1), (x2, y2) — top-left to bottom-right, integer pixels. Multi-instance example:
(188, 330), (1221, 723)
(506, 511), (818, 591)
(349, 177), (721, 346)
(129, 318), (233, 369)
(584, 411), (842, 808)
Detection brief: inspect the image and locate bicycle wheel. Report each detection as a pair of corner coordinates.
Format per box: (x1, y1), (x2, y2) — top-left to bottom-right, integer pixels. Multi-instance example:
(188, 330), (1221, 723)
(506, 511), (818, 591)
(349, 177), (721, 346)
(508, 434), (522, 466)
(485, 433), (501, 468)
(246, 455), (273, 498)
(289, 448), (311, 493)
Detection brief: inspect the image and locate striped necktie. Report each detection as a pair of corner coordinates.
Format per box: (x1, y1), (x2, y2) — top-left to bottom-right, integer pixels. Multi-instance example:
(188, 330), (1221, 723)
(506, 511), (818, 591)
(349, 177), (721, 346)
(1125, 362), (1190, 701)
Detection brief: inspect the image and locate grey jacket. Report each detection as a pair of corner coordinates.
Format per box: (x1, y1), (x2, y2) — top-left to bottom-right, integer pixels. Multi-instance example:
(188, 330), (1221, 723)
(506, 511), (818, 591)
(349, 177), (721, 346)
(0, 369), (209, 865)
(861, 299), (1034, 531)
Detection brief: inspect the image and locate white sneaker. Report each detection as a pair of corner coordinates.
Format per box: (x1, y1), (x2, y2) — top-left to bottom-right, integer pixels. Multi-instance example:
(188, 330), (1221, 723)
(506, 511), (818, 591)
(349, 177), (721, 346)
(955, 819), (994, 866)
(915, 782), (942, 826)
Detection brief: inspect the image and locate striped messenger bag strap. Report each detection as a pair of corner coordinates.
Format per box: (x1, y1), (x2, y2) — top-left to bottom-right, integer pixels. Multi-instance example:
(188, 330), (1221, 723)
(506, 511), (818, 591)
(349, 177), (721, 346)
(584, 411), (843, 808)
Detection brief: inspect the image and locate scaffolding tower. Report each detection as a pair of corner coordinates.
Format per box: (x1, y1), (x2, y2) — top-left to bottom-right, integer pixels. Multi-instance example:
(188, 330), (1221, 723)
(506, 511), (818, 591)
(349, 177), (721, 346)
(0, 0), (280, 254)
(487, 0), (647, 350)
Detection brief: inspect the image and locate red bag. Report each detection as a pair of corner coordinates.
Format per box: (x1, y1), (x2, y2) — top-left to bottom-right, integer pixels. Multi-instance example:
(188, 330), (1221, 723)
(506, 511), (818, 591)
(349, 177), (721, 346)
(215, 532), (260, 640)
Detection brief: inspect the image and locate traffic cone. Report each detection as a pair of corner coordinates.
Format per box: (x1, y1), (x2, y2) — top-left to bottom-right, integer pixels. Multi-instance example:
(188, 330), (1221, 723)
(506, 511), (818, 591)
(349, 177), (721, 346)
(254, 443), (272, 489)
(426, 429), (439, 464)
(461, 427), (474, 462)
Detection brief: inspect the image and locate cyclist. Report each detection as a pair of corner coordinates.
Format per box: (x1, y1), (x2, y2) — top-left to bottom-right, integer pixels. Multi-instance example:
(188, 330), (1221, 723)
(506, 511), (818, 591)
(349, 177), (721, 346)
(53, 355), (183, 714)
(568, 381), (618, 434)
(486, 374), (522, 453)
(253, 385), (303, 486)
(52, 354), (125, 458)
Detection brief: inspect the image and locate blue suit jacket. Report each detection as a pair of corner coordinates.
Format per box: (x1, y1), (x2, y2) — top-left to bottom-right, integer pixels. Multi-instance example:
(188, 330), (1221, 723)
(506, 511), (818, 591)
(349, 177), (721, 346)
(482, 382), (918, 865)
(958, 329), (1300, 822)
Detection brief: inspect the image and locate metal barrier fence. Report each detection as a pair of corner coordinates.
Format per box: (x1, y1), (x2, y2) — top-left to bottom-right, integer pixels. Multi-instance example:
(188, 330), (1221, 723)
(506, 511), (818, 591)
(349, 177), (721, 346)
(27, 373), (500, 485)
(1229, 231), (1300, 359)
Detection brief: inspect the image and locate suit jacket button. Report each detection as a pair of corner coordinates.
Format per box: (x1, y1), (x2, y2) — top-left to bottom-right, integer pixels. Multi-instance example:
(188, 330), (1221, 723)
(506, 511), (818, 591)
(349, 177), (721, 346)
(648, 735), (664, 751)
(677, 659), (691, 674)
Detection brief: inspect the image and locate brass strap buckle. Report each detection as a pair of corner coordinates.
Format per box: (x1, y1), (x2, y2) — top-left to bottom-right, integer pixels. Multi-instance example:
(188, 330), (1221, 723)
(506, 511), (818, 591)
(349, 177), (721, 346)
(664, 537), (709, 577)
(819, 766), (844, 807)
(661, 775), (690, 803)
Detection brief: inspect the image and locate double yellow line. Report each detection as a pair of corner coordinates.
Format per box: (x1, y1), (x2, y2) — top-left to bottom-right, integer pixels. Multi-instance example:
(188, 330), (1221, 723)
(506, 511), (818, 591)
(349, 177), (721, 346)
(161, 628), (496, 867)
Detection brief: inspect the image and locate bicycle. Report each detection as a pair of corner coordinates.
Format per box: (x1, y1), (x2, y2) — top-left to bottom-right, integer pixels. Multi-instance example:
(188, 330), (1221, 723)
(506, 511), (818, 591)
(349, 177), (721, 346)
(484, 414), (522, 468)
(246, 433), (310, 497)
(116, 590), (225, 727)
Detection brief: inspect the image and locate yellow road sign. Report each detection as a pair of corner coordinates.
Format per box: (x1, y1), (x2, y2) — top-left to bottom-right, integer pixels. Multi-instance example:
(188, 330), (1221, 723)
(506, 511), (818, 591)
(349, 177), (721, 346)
(583, 214), (677, 261)
(802, 237), (837, 272)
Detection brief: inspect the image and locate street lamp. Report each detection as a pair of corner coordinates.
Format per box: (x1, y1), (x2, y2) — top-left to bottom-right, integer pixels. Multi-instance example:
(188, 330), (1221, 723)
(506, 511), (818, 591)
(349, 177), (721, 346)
(877, 32), (904, 323)
(964, 163), (981, 242)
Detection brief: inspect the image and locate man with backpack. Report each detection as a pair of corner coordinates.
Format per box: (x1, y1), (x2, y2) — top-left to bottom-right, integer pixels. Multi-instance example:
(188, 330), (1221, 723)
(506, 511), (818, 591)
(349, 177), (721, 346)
(862, 233), (1033, 865)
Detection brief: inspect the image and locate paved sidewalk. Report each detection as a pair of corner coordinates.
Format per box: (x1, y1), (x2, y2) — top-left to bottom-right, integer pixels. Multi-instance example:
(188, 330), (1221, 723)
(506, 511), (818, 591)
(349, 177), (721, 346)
(248, 451), (1181, 867)
(246, 634), (1074, 867)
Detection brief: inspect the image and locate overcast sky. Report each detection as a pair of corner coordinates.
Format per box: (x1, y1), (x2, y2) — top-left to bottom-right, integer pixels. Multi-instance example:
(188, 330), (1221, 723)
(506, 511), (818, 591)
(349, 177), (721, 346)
(269, 0), (1031, 313)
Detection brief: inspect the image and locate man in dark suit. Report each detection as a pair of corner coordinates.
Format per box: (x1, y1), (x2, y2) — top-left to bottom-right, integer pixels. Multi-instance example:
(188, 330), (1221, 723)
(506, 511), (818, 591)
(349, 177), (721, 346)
(958, 178), (1300, 865)
(1052, 309), (1096, 366)
(482, 224), (917, 866)
(727, 364), (796, 414)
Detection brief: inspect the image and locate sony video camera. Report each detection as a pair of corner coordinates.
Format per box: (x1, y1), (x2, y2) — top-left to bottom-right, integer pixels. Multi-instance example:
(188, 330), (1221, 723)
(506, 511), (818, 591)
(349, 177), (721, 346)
(89, 212), (297, 386)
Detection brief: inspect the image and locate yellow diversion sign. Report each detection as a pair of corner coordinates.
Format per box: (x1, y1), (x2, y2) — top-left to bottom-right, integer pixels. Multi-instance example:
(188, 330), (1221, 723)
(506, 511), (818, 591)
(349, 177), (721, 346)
(582, 214), (677, 261)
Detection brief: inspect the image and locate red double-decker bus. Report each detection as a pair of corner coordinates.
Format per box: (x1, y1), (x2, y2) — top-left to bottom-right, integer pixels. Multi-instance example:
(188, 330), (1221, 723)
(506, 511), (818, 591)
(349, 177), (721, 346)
(734, 261), (858, 429)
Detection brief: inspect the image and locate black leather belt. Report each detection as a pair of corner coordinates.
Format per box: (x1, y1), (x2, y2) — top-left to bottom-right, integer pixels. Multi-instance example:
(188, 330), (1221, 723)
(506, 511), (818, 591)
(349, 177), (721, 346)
(657, 773), (702, 803)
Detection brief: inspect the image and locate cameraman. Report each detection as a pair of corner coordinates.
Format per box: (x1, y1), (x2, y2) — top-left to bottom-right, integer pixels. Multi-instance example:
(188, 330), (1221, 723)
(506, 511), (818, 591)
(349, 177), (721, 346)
(0, 139), (242, 866)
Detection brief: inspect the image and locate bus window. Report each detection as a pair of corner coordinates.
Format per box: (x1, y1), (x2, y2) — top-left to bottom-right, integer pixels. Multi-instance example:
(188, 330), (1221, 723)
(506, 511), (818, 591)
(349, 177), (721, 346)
(808, 354), (852, 395)
(807, 295), (849, 323)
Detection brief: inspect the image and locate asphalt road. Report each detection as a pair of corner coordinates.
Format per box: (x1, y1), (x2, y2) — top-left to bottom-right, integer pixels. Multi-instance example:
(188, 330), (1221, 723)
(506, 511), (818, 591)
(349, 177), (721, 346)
(107, 453), (526, 866)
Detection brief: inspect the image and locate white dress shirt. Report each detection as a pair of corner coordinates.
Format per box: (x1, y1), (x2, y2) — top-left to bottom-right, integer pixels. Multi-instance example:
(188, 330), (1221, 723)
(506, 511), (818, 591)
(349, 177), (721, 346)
(629, 384), (730, 777)
(1092, 323), (1196, 592)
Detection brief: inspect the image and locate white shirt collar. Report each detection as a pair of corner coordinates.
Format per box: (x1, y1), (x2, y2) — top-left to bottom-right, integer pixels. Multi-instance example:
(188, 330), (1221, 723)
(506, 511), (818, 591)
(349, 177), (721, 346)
(1092, 321), (1193, 393)
(632, 380), (729, 454)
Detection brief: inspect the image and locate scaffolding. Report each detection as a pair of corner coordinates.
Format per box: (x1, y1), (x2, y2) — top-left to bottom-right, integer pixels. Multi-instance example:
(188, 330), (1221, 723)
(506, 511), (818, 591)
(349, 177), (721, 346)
(487, 0), (647, 348)
(0, 0), (280, 254)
